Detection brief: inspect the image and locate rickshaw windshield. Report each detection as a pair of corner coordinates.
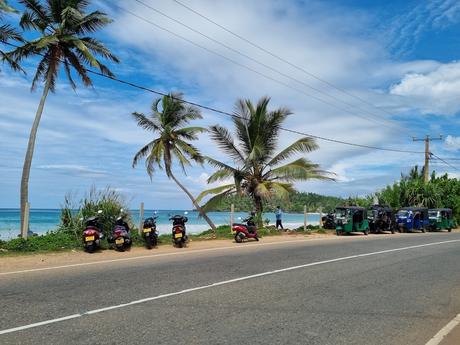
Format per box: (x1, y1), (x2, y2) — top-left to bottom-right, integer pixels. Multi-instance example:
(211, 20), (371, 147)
(428, 211), (439, 218)
(397, 210), (409, 217)
(335, 209), (348, 218)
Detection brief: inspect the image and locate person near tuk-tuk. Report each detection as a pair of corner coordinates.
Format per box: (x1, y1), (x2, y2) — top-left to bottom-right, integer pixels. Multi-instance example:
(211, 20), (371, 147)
(275, 206), (284, 230)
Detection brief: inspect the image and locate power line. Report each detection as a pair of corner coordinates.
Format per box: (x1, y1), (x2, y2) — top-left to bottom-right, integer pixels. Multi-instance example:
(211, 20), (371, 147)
(112, 2), (409, 135)
(430, 153), (460, 173)
(171, 0), (402, 123)
(2, 40), (424, 155)
(132, 0), (406, 135)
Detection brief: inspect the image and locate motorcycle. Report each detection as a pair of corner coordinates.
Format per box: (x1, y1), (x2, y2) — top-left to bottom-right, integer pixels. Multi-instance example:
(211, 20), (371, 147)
(108, 209), (132, 251)
(143, 213), (159, 249)
(82, 210), (103, 253)
(321, 212), (336, 229)
(170, 212), (188, 248)
(232, 214), (259, 243)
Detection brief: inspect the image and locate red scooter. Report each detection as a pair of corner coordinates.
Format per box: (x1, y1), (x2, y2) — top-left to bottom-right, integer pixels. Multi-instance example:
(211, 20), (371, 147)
(232, 214), (259, 243)
(82, 210), (103, 253)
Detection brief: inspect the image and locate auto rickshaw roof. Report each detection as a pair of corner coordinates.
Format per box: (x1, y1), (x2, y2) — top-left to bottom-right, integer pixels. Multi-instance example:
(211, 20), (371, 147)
(336, 206), (366, 211)
(429, 208), (452, 213)
(399, 207), (428, 211)
(369, 205), (393, 211)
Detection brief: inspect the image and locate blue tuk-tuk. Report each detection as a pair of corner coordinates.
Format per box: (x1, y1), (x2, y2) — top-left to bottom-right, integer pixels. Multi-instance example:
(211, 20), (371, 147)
(396, 207), (429, 233)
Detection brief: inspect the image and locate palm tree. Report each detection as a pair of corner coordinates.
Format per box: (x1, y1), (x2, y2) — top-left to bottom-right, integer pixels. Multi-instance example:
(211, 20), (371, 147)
(0, 0), (23, 71)
(197, 97), (333, 226)
(3, 0), (119, 231)
(132, 93), (217, 231)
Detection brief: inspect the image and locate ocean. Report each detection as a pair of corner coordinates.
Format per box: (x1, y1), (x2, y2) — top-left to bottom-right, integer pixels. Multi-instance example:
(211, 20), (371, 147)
(0, 208), (320, 240)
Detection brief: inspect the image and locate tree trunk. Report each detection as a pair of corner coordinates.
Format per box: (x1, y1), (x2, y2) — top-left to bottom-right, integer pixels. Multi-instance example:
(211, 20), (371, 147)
(254, 195), (263, 228)
(20, 72), (52, 232)
(169, 171), (217, 232)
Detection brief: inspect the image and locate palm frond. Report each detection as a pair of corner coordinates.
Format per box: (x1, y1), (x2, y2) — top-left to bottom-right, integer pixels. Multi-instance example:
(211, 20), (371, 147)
(268, 137), (319, 167)
(209, 125), (245, 163)
(269, 158), (334, 182)
(207, 169), (234, 183)
(196, 184), (235, 204)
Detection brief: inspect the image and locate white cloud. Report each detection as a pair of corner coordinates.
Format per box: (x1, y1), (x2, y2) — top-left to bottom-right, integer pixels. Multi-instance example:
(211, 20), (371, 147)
(390, 61), (460, 115)
(444, 135), (460, 151)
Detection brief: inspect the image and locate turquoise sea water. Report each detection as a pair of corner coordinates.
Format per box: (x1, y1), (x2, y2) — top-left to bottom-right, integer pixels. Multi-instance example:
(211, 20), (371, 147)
(0, 209), (320, 240)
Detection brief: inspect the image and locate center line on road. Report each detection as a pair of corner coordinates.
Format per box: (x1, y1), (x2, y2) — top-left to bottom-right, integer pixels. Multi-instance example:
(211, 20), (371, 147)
(1, 238), (459, 336)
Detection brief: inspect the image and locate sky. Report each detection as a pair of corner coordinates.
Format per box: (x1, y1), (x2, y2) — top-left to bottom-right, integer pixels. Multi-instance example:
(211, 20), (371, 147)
(1, 0), (460, 209)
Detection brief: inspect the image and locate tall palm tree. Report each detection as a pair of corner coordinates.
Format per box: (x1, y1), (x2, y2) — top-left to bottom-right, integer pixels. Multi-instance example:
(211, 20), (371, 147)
(3, 0), (119, 231)
(132, 93), (217, 231)
(0, 0), (23, 71)
(197, 97), (333, 226)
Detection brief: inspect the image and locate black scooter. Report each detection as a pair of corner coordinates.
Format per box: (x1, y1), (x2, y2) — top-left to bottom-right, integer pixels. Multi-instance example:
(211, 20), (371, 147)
(170, 212), (188, 248)
(143, 214), (159, 249)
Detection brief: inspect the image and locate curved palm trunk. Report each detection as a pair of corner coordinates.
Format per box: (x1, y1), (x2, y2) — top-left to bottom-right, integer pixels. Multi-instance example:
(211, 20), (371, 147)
(20, 72), (52, 232)
(169, 171), (217, 232)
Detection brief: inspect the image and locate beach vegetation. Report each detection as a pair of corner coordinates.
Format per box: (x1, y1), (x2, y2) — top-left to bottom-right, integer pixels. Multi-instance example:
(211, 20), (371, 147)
(131, 93), (217, 232)
(197, 97), (334, 226)
(3, 0), (119, 232)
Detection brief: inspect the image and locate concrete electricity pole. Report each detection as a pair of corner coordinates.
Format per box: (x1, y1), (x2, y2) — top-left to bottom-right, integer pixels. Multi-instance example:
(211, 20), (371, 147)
(412, 135), (443, 183)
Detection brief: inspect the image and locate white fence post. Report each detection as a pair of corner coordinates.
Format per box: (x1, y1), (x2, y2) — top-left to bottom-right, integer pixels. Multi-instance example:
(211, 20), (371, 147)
(139, 202), (144, 236)
(230, 204), (234, 233)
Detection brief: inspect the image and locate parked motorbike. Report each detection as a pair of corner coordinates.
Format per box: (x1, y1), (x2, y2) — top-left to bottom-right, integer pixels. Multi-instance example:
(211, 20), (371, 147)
(143, 213), (159, 249)
(170, 212), (188, 248)
(321, 212), (336, 229)
(232, 213), (259, 243)
(82, 210), (103, 253)
(108, 209), (132, 251)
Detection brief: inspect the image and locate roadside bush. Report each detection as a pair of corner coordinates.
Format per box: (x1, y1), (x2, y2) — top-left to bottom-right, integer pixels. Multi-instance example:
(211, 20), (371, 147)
(59, 186), (132, 240)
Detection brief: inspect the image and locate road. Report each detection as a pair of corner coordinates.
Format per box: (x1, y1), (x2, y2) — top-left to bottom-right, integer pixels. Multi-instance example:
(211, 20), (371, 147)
(1, 233), (460, 345)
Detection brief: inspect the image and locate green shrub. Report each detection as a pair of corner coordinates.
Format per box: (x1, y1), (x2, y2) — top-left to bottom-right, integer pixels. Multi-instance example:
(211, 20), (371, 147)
(59, 186), (132, 240)
(0, 231), (79, 253)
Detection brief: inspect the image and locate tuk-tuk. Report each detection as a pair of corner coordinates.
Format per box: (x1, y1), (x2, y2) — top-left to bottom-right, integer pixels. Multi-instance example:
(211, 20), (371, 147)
(335, 206), (370, 236)
(429, 208), (455, 232)
(368, 205), (395, 234)
(396, 207), (429, 233)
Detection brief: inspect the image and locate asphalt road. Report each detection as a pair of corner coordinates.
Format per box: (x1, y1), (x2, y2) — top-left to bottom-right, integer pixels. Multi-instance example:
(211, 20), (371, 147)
(2, 233), (460, 345)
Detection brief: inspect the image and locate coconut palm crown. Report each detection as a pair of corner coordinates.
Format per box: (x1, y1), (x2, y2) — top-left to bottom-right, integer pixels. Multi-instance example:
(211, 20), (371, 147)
(132, 93), (217, 231)
(4, 0), (119, 232)
(197, 97), (333, 225)
(0, 0), (23, 71)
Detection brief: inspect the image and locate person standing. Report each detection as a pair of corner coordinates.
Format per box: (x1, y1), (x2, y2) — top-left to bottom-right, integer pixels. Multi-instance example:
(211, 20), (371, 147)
(275, 206), (283, 230)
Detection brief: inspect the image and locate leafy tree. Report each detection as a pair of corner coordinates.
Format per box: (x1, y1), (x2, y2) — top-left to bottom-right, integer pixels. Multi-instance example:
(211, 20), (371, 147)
(197, 97), (333, 226)
(131, 93), (217, 231)
(3, 0), (119, 231)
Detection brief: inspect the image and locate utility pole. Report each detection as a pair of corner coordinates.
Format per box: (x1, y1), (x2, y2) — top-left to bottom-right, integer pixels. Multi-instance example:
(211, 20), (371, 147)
(412, 135), (443, 183)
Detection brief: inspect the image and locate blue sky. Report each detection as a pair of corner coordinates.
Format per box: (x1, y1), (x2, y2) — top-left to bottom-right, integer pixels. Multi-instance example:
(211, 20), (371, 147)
(1, 0), (460, 209)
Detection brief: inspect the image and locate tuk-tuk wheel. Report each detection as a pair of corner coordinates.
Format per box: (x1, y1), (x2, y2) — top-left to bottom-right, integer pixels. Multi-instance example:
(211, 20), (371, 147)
(421, 227), (426, 233)
(363, 229), (369, 236)
(391, 229), (395, 234)
(448, 228), (452, 232)
(336, 230), (342, 236)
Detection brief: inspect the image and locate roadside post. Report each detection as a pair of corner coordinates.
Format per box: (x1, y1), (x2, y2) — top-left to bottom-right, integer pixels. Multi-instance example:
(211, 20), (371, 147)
(139, 202), (144, 236)
(319, 207), (323, 228)
(230, 204), (234, 234)
(21, 202), (30, 240)
(304, 205), (307, 231)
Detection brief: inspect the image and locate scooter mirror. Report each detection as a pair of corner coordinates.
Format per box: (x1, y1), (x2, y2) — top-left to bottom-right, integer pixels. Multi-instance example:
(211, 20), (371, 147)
(238, 217), (242, 220)
(120, 208), (124, 213)
(97, 210), (103, 214)
(79, 217), (83, 221)
(154, 211), (158, 214)
(184, 211), (189, 215)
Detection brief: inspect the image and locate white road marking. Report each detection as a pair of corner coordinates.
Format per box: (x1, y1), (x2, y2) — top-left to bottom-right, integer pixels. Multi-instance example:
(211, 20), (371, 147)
(425, 313), (460, 345)
(0, 238), (459, 336)
(0, 236), (357, 276)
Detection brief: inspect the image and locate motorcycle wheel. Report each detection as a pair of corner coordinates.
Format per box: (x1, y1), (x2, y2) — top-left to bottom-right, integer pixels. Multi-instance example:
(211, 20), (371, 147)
(255, 236), (259, 241)
(175, 240), (183, 248)
(85, 243), (96, 253)
(235, 232), (244, 243)
(152, 236), (158, 247)
(145, 236), (153, 249)
(115, 244), (125, 252)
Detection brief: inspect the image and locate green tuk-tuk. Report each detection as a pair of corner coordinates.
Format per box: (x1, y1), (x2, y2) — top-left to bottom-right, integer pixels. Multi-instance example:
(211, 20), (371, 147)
(335, 206), (370, 236)
(429, 208), (455, 232)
